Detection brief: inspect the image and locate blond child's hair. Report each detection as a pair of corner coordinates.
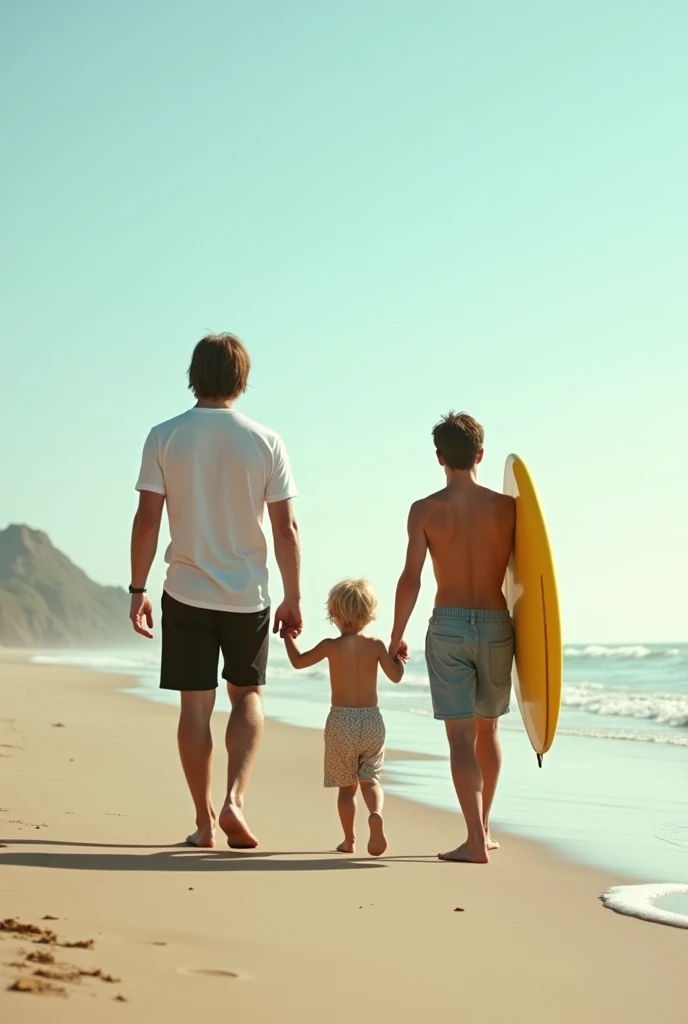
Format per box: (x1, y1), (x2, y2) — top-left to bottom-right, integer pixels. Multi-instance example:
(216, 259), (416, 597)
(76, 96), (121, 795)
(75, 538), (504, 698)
(326, 578), (378, 633)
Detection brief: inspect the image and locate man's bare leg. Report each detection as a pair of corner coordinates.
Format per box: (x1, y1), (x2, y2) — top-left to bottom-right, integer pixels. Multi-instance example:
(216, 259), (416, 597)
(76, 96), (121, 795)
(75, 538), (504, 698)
(438, 718), (489, 863)
(360, 781), (387, 857)
(476, 716), (501, 850)
(336, 785), (357, 853)
(178, 690), (217, 848)
(218, 684), (263, 849)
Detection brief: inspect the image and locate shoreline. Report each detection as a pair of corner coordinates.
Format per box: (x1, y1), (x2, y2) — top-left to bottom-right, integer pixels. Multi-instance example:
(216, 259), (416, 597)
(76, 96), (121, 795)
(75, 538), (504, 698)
(1, 648), (684, 884)
(2, 647), (549, 860)
(1, 652), (686, 1021)
(114, 646), (688, 884)
(12, 645), (688, 884)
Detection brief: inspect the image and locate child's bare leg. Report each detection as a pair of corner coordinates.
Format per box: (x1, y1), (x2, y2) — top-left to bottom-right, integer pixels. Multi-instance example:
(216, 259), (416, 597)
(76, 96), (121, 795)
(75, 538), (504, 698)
(336, 785), (357, 852)
(360, 781), (388, 857)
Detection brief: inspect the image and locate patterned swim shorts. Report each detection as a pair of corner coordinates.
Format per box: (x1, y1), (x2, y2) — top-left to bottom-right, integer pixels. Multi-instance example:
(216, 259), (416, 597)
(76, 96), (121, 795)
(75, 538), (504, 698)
(323, 706), (386, 788)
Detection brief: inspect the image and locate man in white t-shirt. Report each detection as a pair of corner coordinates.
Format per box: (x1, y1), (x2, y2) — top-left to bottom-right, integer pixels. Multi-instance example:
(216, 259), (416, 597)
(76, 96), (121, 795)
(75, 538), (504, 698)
(130, 333), (301, 850)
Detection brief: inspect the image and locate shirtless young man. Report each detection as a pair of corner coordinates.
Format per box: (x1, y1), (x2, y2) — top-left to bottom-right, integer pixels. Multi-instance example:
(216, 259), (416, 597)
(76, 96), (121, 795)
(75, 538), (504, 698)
(390, 412), (515, 864)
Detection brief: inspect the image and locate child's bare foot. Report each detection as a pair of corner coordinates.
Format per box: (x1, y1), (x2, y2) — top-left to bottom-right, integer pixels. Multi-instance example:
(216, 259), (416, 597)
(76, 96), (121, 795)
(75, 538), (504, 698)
(367, 812), (387, 857)
(218, 804), (259, 849)
(486, 834), (500, 851)
(336, 838), (355, 853)
(438, 842), (489, 864)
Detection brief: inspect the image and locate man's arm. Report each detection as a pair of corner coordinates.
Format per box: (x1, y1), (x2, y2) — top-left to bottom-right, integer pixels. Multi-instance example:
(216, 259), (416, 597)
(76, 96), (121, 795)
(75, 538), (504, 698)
(283, 635), (330, 670)
(129, 490), (165, 638)
(267, 498), (302, 637)
(390, 501), (428, 658)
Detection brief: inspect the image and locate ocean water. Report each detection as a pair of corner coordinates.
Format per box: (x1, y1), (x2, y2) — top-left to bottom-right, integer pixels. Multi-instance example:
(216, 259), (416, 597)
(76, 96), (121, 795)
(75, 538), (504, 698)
(32, 642), (688, 897)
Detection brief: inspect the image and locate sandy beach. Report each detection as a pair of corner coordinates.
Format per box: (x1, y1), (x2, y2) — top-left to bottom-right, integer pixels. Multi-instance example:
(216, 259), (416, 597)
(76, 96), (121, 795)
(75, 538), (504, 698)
(0, 652), (684, 1022)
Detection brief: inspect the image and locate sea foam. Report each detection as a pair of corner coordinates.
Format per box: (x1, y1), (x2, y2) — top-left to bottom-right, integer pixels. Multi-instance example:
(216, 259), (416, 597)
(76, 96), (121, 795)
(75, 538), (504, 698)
(601, 883), (688, 929)
(562, 683), (688, 728)
(565, 645), (654, 659)
(31, 653), (159, 670)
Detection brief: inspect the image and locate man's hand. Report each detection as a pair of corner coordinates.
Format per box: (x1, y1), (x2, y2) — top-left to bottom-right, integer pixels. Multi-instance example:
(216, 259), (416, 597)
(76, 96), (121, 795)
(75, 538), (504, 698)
(130, 593), (154, 638)
(273, 598), (303, 639)
(389, 638), (409, 662)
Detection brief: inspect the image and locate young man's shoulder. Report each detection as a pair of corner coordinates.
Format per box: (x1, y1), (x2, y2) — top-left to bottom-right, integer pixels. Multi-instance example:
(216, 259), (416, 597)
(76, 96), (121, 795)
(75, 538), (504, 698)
(477, 483), (514, 505)
(410, 491), (444, 513)
(410, 486), (514, 520)
(408, 490), (450, 520)
(474, 487), (515, 525)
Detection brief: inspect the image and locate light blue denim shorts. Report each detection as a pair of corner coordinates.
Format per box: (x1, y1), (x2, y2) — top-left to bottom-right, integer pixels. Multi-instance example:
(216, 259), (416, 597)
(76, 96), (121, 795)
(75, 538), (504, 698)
(425, 608), (514, 720)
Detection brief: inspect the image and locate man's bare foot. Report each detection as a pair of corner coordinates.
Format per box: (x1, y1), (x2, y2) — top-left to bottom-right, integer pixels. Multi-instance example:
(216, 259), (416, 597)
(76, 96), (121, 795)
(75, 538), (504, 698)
(185, 824), (216, 849)
(367, 813), (388, 857)
(438, 842), (489, 864)
(486, 834), (500, 851)
(218, 804), (259, 849)
(336, 839), (355, 853)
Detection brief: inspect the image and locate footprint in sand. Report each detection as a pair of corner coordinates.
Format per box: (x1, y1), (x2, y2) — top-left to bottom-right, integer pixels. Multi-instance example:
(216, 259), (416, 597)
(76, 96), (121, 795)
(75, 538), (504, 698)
(176, 967), (242, 979)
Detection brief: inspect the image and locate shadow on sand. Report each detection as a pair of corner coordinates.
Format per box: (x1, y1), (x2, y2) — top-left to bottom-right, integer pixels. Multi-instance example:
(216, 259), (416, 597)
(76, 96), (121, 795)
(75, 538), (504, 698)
(0, 838), (438, 873)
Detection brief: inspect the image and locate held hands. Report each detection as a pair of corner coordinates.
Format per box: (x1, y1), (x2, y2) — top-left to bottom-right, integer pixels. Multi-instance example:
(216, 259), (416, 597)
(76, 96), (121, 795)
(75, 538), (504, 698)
(273, 597), (303, 639)
(130, 593), (154, 639)
(389, 638), (409, 664)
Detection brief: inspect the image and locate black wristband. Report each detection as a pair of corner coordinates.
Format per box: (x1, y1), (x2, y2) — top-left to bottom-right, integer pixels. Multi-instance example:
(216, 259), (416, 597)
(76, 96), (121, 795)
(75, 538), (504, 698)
(128, 586), (147, 594)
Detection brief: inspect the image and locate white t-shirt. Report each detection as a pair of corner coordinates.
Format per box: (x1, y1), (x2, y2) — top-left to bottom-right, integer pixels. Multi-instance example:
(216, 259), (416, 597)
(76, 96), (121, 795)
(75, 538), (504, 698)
(135, 408), (298, 612)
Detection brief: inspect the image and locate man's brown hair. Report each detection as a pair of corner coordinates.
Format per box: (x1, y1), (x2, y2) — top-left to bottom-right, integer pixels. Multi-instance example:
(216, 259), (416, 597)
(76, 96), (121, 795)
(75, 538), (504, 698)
(432, 411), (485, 470)
(187, 333), (251, 400)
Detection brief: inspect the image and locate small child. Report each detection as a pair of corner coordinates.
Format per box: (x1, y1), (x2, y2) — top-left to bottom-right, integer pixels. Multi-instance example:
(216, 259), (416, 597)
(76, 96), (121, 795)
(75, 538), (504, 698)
(283, 578), (407, 856)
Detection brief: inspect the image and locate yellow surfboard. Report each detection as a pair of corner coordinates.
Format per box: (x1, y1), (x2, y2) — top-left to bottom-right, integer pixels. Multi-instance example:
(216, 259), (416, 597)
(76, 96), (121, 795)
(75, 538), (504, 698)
(503, 454), (562, 764)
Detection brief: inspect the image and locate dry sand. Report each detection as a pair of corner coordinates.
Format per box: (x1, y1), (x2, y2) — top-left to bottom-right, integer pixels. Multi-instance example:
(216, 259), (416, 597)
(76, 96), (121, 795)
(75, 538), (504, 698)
(0, 651), (684, 1022)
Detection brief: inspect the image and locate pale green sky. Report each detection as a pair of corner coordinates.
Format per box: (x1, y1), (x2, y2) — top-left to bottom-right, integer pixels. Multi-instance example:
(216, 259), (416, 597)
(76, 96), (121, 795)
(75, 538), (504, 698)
(2, 1), (686, 645)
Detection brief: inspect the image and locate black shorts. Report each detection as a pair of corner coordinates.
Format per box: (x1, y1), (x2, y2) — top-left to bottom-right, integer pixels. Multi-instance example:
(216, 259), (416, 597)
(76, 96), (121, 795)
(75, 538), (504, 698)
(160, 592), (270, 691)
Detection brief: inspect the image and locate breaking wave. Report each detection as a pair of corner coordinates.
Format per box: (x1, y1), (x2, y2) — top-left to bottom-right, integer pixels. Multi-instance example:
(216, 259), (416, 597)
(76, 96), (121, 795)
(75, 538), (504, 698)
(563, 682), (688, 728)
(564, 645), (681, 659)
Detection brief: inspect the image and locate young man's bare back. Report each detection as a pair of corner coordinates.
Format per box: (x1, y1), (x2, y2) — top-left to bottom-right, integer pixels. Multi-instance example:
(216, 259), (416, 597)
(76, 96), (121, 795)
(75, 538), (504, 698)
(390, 412), (515, 864)
(419, 484), (514, 610)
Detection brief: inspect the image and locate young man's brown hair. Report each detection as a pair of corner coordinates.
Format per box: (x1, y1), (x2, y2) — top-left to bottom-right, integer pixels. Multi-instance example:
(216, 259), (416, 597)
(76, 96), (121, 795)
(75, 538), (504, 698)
(188, 333), (251, 400)
(432, 412), (485, 470)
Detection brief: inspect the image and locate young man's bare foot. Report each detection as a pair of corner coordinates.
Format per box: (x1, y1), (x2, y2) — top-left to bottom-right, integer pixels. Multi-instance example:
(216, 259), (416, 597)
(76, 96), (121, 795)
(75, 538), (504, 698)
(218, 804), (259, 849)
(438, 842), (489, 864)
(336, 839), (355, 853)
(486, 834), (500, 851)
(367, 812), (388, 857)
